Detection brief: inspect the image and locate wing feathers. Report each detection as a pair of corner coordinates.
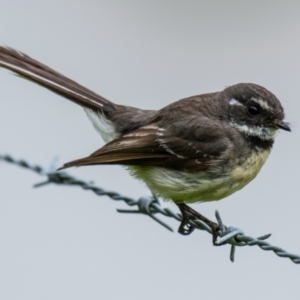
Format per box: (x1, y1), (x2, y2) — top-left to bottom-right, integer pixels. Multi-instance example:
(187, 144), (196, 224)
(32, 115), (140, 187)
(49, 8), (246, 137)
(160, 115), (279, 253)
(60, 128), (170, 169)
(59, 123), (228, 172)
(59, 153), (170, 170)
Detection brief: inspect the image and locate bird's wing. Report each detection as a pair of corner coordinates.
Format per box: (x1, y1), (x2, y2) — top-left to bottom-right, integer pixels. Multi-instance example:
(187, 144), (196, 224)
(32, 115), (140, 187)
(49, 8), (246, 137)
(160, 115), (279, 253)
(60, 117), (230, 171)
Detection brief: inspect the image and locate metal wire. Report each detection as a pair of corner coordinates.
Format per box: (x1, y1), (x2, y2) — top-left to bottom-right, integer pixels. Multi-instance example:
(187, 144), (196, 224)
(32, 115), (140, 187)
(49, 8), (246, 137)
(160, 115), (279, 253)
(1, 153), (299, 264)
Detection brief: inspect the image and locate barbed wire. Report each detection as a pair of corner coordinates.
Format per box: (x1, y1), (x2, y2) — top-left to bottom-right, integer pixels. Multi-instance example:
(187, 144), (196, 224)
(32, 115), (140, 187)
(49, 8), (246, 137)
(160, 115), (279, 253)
(1, 153), (299, 264)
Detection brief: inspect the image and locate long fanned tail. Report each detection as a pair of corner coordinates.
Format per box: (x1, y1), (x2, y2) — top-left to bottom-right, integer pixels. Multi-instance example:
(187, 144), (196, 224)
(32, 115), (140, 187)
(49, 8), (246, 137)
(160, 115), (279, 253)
(0, 46), (115, 111)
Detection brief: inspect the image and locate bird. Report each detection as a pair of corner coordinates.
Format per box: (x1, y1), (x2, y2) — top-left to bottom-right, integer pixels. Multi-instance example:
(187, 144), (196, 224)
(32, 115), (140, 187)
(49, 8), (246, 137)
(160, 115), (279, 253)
(0, 46), (291, 239)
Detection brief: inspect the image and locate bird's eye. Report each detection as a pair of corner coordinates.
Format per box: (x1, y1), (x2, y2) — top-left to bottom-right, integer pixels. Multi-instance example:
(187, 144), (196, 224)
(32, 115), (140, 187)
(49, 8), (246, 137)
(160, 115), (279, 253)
(248, 105), (260, 116)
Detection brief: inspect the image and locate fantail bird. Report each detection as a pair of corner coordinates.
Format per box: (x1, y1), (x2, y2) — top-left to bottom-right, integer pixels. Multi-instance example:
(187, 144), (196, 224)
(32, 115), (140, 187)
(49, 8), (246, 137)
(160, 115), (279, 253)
(0, 47), (290, 239)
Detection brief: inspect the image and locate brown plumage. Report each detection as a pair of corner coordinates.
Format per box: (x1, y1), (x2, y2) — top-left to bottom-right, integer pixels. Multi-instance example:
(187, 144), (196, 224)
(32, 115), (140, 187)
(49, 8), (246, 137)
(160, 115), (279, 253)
(0, 46), (291, 236)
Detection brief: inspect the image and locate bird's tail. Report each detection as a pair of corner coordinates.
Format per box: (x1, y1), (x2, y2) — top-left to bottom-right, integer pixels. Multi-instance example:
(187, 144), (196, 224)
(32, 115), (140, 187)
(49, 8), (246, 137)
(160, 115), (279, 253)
(0, 46), (115, 112)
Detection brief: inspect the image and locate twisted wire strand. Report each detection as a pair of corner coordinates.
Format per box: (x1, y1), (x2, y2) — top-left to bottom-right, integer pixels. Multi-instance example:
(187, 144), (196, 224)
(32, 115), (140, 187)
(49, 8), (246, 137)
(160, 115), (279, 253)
(1, 153), (299, 264)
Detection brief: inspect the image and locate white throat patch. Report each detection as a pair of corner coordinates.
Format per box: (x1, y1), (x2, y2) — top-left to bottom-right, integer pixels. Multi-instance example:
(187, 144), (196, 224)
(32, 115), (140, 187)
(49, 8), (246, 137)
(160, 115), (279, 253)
(230, 122), (277, 141)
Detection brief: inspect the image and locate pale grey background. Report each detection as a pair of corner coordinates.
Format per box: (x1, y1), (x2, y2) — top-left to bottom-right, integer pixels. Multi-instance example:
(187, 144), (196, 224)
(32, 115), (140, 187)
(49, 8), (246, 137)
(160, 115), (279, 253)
(0, 1), (299, 299)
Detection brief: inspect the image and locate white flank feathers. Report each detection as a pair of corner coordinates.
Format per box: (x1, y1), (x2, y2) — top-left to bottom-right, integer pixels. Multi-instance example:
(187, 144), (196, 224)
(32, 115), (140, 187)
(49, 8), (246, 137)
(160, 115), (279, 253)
(84, 108), (120, 143)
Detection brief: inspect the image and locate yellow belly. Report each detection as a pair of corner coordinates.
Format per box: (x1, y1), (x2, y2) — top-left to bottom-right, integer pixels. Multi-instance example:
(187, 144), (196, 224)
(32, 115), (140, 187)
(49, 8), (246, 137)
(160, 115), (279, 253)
(128, 150), (270, 203)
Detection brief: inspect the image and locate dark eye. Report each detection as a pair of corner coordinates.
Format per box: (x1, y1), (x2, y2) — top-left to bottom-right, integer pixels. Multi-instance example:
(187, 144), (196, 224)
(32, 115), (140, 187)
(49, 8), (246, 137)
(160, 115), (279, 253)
(248, 105), (260, 116)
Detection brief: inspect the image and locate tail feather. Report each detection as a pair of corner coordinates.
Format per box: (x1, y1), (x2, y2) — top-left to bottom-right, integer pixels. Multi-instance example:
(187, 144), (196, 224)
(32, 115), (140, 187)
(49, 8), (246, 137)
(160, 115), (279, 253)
(0, 46), (115, 111)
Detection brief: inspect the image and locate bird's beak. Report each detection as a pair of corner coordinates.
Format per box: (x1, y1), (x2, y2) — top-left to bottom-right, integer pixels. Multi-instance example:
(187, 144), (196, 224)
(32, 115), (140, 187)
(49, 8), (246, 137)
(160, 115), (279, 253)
(276, 121), (291, 132)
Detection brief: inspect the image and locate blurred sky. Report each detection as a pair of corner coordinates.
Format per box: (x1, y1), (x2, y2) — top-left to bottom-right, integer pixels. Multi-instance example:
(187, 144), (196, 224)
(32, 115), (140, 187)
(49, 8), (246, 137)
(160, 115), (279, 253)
(0, 1), (300, 299)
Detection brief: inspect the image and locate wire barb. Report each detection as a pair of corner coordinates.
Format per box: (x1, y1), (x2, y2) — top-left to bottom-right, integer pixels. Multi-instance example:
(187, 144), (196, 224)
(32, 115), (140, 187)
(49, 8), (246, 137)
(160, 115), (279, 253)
(1, 153), (300, 264)
(117, 196), (174, 232)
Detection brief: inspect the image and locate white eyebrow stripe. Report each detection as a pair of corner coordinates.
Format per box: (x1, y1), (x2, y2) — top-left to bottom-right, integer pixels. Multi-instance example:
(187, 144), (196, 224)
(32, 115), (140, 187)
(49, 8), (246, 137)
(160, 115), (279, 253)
(229, 98), (243, 106)
(0, 61), (103, 108)
(230, 97), (274, 112)
(251, 97), (273, 112)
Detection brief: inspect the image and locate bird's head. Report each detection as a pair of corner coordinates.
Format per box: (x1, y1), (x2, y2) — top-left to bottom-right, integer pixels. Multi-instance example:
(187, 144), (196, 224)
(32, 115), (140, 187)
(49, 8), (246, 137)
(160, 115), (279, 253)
(224, 83), (290, 141)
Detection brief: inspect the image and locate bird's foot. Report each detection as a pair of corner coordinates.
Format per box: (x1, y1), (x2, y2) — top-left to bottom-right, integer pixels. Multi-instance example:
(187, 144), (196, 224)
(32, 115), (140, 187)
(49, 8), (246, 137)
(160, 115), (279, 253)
(176, 204), (196, 235)
(176, 203), (220, 245)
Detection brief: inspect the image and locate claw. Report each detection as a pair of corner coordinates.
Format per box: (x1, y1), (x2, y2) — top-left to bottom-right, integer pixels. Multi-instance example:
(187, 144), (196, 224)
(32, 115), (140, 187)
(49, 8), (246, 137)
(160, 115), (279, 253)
(178, 217), (195, 235)
(176, 203), (219, 243)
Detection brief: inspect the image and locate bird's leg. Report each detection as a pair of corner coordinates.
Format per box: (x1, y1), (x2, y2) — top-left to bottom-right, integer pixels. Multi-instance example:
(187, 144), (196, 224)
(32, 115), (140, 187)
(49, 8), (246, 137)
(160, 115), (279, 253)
(176, 203), (196, 235)
(176, 203), (220, 244)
